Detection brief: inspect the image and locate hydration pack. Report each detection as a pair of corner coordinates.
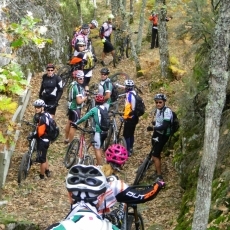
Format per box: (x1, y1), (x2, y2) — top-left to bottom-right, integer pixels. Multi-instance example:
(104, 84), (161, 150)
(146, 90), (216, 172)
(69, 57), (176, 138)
(97, 106), (110, 132)
(44, 113), (59, 142)
(130, 92), (146, 117)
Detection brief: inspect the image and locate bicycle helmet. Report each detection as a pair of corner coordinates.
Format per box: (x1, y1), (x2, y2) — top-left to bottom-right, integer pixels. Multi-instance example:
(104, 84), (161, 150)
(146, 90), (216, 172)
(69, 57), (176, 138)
(108, 14), (115, 19)
(46, 63), (55, 69)
(76, 70), (84, 78)
(100, 68), (110, 75)
(124, 79), (134, 87)
(91, 20), (98, 28)
(95, 94), (105, 104)
(105, 144), (128, 166)
(154, 93), (167, 101)
(81, 24), (89, 30)
(66, 165), (107, 203)
(33, 99), (46, 107)
(77, 39), (86, 46)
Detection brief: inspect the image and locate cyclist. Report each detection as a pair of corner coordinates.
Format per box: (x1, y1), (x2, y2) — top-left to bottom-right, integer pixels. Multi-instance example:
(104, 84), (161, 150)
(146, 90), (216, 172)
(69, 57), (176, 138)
(27, 99), (52, 180)
(99, 14), (116, 66)
(73, 39), (95, 91)
(122, 80), (138, 157)
(64, 70), (87, 144)
(39, 63), (63, 119)
(98, 68), (113, 110)
(147, 93), (173, 181)
(46, 163), (165, 230)
(73, 94), (108, 166)
(46, 164), (119, 230)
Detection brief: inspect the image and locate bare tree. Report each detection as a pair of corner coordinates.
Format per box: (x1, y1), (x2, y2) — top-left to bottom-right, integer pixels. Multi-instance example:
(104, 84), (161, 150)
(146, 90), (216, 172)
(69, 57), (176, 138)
(91, 0), (97, 18)
(135, 0), (147, 54)
(129, 0), (134, 24)
(192, 0), (230, 229)
(157, 0), (170, 78)
(75, 0), (83, 25)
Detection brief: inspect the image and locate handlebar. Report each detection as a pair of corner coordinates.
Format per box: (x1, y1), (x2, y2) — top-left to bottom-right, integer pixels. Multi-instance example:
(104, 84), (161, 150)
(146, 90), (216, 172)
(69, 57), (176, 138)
(22, 120), (36, 128)
(71, 123), (95, 134)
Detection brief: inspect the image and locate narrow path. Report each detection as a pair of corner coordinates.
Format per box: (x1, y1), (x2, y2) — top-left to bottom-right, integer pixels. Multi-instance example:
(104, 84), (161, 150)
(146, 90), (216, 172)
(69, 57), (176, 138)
(2, 49), (183, 230)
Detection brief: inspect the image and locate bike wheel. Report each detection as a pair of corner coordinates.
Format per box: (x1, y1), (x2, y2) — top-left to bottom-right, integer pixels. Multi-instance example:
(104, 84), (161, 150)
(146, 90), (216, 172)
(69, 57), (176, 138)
(103, 125), (113, 151)
(84, 99), (95, 129)
(57, 65), (71, 88)
(127, 212), (144, 230)
(64, 139), (79, 169)
(133, 157), (149, 185)
(18, 152), (31, 184)
(126, 39), (131, 58)
(117, 137), (127, 149)
(82, 154), (94, 165)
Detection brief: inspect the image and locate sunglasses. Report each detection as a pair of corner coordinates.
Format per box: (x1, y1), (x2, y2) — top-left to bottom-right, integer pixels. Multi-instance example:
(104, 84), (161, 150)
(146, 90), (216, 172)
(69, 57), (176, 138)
(101, 74), (107, 76)
(35, 106), (42, 109)
(77, 77), (84, 80)
(78, 45), (85, 47)
(47, 69), (54, 72)
(155, 101), (163, 104)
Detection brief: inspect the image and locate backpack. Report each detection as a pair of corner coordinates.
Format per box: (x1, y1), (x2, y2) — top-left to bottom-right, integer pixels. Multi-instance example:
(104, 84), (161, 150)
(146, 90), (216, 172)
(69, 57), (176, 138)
(162, 107), (180, 135)
(83, 50), (95, 70)
(97, 106), (110, 132)
(102, 81), (119, 103)
(130, 92), (146, 117)
(44, 114), (59, 142)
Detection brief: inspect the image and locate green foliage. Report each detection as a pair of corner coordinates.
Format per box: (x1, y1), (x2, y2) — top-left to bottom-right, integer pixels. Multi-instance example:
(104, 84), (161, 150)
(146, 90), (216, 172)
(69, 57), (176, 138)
(0, 62), (28, 96)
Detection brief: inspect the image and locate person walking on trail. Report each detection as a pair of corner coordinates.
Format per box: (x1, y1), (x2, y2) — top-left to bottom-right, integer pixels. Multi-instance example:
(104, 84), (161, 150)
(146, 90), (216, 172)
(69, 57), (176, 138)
(46, 164), (165, 230)
(98, 68), (113, 111)
(149, 12), (159, 49)
(73, 94), (108, 166)
(64, 70), (87, 145)
(27, 99), (52, 180)
(147, 93), (173, 182)
(72, 39), (95, 91)
(122, 80), (139, 157)
(39, 63), (63, 119)
(99, 14), (116, 66)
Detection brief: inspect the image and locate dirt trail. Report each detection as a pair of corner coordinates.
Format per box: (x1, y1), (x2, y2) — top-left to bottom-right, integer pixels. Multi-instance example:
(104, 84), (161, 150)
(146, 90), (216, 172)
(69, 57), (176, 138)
(1, 23), (187, 228)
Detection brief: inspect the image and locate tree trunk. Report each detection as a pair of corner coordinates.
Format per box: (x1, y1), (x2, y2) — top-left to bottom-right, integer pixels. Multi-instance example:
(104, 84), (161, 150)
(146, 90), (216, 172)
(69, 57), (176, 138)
(191, 1), (230, 229)
(135, 0), (147, 54)
(106, 0), (110, 8)
(130, 39), (142, 75)
(92, 0), (97, 18)
(111, 0), (119, 17)
(129, 0), (134, 24)
(75, 0), (83, 25)
(157, 0), (170, 78)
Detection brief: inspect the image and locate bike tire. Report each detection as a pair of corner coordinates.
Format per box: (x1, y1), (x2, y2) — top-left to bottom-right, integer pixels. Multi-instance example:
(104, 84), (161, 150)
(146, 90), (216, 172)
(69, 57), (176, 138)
(109, 72), (130, 83)
(117, 137), (127, 150)
(82, 154), (94, 165)
(57, 65), (71, 88)
(127, 212), (144, 230)
(84, 99), (95, 129)
(18, 152), (31, 184)
(126, 39), (131, 58)
(103, 125), (113, 151)
(64, 139), (79, 169)
(133, 157), (149, 185)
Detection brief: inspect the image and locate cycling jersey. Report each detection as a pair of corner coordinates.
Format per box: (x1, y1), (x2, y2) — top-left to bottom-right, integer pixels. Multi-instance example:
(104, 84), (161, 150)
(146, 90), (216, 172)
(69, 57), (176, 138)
(101, 22), (113, 41)
(98, 79), (113, 109)
(39, 74), (63, 102)
(68, 82), (85, 110)
(154, 106), (172, 135)
(123, 91), (136, 119)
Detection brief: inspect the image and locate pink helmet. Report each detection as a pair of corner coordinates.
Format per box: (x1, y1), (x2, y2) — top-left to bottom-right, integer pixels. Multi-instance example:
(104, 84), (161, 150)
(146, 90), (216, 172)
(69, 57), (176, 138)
(105, 144), (128, 166)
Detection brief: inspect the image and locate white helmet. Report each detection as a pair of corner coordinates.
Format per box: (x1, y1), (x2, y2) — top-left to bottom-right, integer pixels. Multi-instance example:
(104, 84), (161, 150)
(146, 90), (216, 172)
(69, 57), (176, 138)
(77, 39), (86, 45)
(33, 99), (46, 107)
(66, 164), (107, 203)
(91, 20), (98, 28)
(76, 70), (84, 78)
(108, 14), (114, 19)
(125, 79), (134, 87)
(154, 93), (167, 101)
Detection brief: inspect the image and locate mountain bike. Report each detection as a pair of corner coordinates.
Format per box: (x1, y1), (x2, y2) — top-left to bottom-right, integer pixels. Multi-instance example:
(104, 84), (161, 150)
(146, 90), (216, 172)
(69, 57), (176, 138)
(64, 124), (95, 169)
(133, 137), (159, 185)
(103, 111), (126, 151)
(57, 63), (81, 88)
(18, 120), (38, 185)
(113, 31), (138, 67)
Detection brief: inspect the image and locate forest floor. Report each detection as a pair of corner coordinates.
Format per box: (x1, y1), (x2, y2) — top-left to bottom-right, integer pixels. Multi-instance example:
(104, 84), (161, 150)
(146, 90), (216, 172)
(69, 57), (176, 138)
(1, 11), (191, 230)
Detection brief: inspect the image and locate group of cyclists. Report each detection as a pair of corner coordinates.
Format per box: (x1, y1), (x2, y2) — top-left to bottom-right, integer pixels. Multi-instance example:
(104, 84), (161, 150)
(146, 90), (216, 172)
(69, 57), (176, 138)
(27, 14), (176, 229)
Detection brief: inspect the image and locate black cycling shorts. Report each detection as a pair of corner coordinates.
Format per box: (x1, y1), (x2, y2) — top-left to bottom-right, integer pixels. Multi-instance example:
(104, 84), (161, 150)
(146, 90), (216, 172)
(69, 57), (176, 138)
(151, 132), (169, 158)
(103, 40), (114, 53)
(37, 139), (50, 163)
(68, 109), (81, 123)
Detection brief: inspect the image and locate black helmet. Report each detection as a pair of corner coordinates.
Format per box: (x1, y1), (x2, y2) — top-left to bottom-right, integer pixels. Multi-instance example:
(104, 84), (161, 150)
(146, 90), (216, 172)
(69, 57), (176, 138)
(100, 68), (110, 75)
(46, 63), (55, 69)
(154, 93), (167, 101)
(81, 24), (89, 29)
